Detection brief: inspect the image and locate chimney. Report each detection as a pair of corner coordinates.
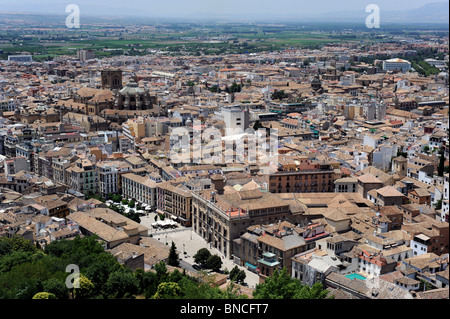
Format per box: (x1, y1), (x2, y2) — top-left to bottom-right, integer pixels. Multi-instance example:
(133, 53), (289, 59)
(211, 174), (225, 195)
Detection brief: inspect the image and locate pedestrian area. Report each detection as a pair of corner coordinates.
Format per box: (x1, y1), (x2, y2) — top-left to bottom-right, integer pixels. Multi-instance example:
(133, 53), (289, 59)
(140, 213), (260, 288)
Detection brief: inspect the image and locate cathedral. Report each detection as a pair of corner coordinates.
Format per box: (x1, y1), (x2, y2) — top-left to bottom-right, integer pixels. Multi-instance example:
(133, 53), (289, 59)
(57, 69), (158, 125)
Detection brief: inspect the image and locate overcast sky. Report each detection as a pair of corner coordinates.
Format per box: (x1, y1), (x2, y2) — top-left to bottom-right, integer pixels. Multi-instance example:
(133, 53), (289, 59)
(1, 0), (448, 18)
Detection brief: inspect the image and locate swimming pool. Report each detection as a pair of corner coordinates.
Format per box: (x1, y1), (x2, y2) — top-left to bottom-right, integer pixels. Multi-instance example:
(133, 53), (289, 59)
(345, 273), (366, 280)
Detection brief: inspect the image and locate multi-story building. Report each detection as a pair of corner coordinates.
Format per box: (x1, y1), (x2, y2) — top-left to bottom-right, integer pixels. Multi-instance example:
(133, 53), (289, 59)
(358, 250), (397, 277)
(33, 194), (70, 218)
(402, 214), (449, 256)
(235, 221), (329, 274)
(4, 156), (29, 176)
(52, 156), (73, 185)
(65, 158), (99, 196)
(35, 147), (73, 181)
(156, 181), (192, 226)
(67, 207), (149, 249)
(122, 173), (157, 209)
(3, 135), (20, 158)
(267, 100), (315, 116)
(7, 55), (32, 62)
(98, 161), (131, 197)
(356, 173), (384, 198)
(268, 162), (335, 193)
(77, 49), (95, 62)
(0, 98), (16, 112)
(442, 173), (449, 223)
(191, 189), (307, 259)
(122, 118), (146, 149)
(382, 58), (411, 73)
(334, 177), (358, 193)
(221, 105), (250, 136)
(367, 186), (407, 207)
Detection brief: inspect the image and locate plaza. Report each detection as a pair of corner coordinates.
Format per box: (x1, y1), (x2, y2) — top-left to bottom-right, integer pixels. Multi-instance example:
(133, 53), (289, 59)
(140, 213), (260, 288)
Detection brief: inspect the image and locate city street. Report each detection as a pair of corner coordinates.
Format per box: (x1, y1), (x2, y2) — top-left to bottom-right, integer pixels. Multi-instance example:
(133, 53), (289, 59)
(140, 214), (260, 288)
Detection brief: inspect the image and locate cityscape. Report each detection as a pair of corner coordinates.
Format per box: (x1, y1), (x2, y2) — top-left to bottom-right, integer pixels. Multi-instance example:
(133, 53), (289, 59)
(0, 0), (449, 304)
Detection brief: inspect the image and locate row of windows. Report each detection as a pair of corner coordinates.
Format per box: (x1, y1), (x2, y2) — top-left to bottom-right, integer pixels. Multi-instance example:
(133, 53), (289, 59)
(272, 174), (333, 181)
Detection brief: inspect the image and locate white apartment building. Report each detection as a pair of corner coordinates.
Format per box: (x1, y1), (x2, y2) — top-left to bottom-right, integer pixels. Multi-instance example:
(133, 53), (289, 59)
(411, 234), (430, 257)
(442, 173), (449, 223)
(98, 161), (131, 197)
(122, 173), (157, 208)
(0, 98), (16, 112)
(221, 105), (250, 136)
(424, 58), (446, 69)
(382, 58), (411, 73)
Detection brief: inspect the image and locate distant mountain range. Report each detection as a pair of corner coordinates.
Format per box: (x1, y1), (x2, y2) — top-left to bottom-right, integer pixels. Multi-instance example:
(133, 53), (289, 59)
(0, 2), (448, 25)
(187, 2), (449, 24)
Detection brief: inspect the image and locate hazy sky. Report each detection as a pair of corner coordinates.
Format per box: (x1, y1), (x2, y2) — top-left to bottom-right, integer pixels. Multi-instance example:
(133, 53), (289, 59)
(1, 0), (448, 18)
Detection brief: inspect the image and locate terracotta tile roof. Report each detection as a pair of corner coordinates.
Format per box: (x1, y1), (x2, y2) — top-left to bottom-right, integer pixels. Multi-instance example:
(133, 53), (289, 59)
(376, 186), (405, 197)
(357, 173), (383, 184)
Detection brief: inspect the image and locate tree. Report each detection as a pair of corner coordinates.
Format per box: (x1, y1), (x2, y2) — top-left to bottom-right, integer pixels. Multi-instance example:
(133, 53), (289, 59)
(438, 147), (446, 177)
(152, 282), (182, 299)
(194, 248), (211, 267)
(253, 268), (300, 299)
(84, 253), (123, 296)
(168, 242), (180, 267)
(106, 271), (139, 298)
(294, 282), (332, 299)
(206, 255), (222, 272)
(252, 120), (263, 131)
(420, 279), (433, 291)
(153, 262), (169, 283)
(128, 200), (136, 208)
(229, 266), (246, 284)
(32, 292), (57, 299)
(271, 89), (288, 100)
(253, 267), (331, 299)
(42, 278), (69, 299)
(110, 194), (122, 203)
(73, 274), (94, 299)
(0, 236), (37, 256)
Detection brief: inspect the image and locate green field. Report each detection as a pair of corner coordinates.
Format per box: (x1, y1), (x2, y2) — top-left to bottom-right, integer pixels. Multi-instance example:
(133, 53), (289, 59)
(0, 21), (445, 60)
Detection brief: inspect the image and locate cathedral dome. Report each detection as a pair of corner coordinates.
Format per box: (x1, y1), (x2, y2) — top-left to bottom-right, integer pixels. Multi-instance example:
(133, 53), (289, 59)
(119, 78), (145, 95)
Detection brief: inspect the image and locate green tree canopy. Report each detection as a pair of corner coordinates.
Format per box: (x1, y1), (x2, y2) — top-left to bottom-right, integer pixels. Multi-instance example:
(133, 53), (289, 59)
(253, 267), (332, 299)
(106, 270), (139, 298)
(206, 255), (222, 272)
(32, 292), (57, 299)
(438, 147), (446, 177)
(73, 274), (94, 299)
(168, 242), (180, 267)
(229, 266), (246, 284)
(152, 282), (182, 299)
(42, 278), (69, 299)
(194, 248), (211, 267)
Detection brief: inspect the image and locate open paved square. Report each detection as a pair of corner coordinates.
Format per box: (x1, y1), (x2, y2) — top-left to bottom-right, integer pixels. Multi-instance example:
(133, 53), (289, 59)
(140, 214), (260, 288)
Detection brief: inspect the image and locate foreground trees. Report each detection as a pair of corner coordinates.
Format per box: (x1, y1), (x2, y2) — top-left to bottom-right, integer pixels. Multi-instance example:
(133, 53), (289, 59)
(253, 268), (332, 299)
(0, 236), (243, 299)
